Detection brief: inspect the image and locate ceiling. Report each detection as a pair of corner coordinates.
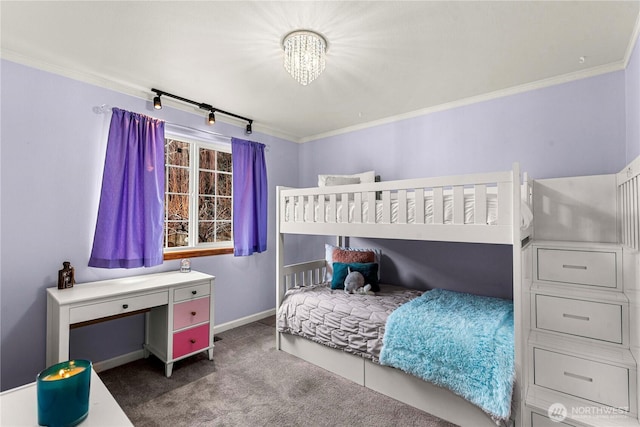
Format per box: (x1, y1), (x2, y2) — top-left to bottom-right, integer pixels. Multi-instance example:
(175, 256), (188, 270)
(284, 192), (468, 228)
(1, 1), (639, 142)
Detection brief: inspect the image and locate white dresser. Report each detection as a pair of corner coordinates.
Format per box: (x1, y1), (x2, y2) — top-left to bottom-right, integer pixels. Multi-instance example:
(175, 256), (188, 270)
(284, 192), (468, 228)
(47, 271), (215, 378)
(524, 241), (638, 426)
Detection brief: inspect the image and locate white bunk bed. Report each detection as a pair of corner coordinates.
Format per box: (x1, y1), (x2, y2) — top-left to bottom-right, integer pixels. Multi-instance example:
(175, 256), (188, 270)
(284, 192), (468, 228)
(275, 163), (533, 427)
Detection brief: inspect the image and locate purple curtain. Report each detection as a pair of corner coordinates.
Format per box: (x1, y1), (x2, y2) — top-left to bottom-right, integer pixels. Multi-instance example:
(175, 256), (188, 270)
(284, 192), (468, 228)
(232, 138), (268, 256)
(89, 108), (165, 268)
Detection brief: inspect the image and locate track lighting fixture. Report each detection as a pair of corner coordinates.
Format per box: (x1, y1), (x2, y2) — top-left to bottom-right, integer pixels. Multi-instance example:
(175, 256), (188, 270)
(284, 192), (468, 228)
(152, 89), (163, 110)
(151, 88), (253, 134)
(153, 95), (162, 110)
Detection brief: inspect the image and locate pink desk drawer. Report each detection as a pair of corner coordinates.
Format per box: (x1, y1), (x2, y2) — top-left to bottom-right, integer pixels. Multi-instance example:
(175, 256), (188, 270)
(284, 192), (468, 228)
(172, 324), (209, 359)
(173, 297), (210, 330)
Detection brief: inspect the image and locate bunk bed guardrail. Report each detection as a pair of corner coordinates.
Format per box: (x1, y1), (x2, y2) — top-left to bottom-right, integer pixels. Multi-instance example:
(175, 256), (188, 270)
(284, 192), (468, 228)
(278, 164), (532, 245)
(618, 156), (640, 251)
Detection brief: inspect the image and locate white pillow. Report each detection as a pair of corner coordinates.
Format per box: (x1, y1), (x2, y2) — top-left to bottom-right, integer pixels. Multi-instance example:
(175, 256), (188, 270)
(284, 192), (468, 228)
(318, 171), (375, 187)
(324, 176), (360, 186)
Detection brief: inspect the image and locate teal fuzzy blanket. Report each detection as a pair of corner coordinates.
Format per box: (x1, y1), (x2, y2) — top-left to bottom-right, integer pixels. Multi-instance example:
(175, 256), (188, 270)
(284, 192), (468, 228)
(379, 288), (514, 420)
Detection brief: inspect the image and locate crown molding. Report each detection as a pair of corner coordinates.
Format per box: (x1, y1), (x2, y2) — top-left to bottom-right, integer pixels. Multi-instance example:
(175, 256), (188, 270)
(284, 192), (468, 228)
(301, 61), (625, 144)
(623, 10), (640, 68)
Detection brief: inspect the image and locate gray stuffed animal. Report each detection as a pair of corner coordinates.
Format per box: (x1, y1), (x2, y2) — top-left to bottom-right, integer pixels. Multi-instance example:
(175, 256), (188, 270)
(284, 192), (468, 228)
(344, 268), (373, 295)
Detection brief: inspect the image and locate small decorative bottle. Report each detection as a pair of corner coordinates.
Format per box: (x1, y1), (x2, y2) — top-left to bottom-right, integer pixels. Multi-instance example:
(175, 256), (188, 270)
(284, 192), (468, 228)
(58, 261), (75, 289)
(180, 258), (191, 273)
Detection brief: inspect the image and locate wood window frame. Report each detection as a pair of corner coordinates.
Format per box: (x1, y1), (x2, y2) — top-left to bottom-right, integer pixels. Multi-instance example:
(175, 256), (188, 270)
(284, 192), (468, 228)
(164, 247), (233, 260)
(164, 133), (233, 258)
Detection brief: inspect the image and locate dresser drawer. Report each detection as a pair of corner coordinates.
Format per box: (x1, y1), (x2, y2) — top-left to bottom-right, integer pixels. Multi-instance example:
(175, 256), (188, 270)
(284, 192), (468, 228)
(537, 249), (617, 289)
(535, 294), (622, 344)
(173, 282), (210, 302)
(173, 323), (210, 359)
(70, 291), (168, 324)
(533, 348), (629, 409)
(173, 297), (210, 330)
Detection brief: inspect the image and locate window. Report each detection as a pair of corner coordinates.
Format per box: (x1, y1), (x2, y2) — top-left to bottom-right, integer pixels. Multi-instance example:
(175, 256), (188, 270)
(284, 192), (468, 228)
(164, 135), (233, 258)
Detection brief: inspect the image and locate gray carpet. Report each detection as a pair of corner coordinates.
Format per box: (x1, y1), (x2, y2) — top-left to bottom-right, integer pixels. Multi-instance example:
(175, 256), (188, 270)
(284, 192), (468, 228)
(99, 317), (458, 426)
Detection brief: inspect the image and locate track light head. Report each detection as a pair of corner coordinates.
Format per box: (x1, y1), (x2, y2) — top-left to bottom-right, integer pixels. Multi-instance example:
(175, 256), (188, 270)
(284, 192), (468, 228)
(153, 93), (162, 110)
(208, 110), (216, 125)
(246, 121), (253, 135)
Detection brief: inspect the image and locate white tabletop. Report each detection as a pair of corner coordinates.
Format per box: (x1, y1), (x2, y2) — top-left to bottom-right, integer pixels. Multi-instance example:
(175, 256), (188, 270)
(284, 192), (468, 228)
(47, 270), (214, 305)
(0, 369), (132, 426)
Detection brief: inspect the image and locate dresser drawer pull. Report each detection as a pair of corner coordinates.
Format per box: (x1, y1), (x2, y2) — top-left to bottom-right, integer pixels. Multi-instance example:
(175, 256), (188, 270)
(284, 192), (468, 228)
(122, 304), (129, 309)
(190, 339), (196, 344)
(191, 290), (197, 295)
(191, 311), (197, 316)
(562, 313), (590, 321)
(562, 264), (587, 270)
(564, 371), (593, 382)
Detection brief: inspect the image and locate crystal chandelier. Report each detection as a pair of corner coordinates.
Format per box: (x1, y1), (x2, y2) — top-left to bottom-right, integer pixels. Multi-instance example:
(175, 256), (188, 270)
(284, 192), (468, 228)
(282, 30), (327, 86)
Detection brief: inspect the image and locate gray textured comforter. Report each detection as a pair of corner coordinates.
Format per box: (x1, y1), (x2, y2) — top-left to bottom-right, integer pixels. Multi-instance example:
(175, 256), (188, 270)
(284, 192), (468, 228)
(277, 283), (423, 360)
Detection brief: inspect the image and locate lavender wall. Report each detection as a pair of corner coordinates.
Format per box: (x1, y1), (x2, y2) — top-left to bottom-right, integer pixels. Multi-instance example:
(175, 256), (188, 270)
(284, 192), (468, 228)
(0, 60), (299, 390)
(301, 71), (626, 185)
(299, 71), (627, 297)
(351, 237), (514, 299)
(627, 34), (640, 162)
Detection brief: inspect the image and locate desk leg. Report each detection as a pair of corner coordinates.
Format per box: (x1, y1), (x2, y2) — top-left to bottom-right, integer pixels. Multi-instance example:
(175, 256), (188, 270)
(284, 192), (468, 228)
(46, 297), (70, 366)
(165, 363), (173, 378)
(143, 312), (150, 358)
(208, 347), (213, 361)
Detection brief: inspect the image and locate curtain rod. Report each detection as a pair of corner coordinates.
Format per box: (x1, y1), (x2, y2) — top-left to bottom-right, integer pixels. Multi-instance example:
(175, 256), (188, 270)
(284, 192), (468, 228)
(92, 105), (269, 151)
(164, 122), (269, 152)
(164, 122), (231, 141)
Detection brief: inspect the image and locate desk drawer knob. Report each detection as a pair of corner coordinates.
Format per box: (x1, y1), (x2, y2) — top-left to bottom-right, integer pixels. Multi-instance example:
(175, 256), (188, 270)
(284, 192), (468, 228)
(191, 290), (197, 295)
(191, 311), (197, 316)
(190, 339), (197, 344)
(123, 304), (129, 309)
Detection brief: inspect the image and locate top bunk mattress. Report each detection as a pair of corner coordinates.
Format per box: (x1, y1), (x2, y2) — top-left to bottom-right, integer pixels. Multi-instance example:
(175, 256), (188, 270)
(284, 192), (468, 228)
(285, 192), (499, 225)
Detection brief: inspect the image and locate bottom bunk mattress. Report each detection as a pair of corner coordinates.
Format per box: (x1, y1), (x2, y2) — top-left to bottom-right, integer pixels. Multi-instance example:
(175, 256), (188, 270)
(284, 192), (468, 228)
(379, 288), (515, 421)
(277, 284), (515, 423)
(277, 283), (422, 360)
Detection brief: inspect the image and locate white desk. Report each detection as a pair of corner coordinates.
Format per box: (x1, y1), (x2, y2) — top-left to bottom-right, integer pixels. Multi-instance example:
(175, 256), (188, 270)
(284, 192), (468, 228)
(46, 271), (215, 377)
(0, 369), (133, 426)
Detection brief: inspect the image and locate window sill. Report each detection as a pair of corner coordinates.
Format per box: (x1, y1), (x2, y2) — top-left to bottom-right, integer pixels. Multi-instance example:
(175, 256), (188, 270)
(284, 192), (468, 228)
(164, 247), (233, 260)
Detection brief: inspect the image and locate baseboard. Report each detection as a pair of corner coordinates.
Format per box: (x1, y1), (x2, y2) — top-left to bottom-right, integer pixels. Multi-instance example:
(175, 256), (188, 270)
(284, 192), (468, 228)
(93, 349), (145, 373)
(213, 308), (276, 334)
(93, 309), (276, 372)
